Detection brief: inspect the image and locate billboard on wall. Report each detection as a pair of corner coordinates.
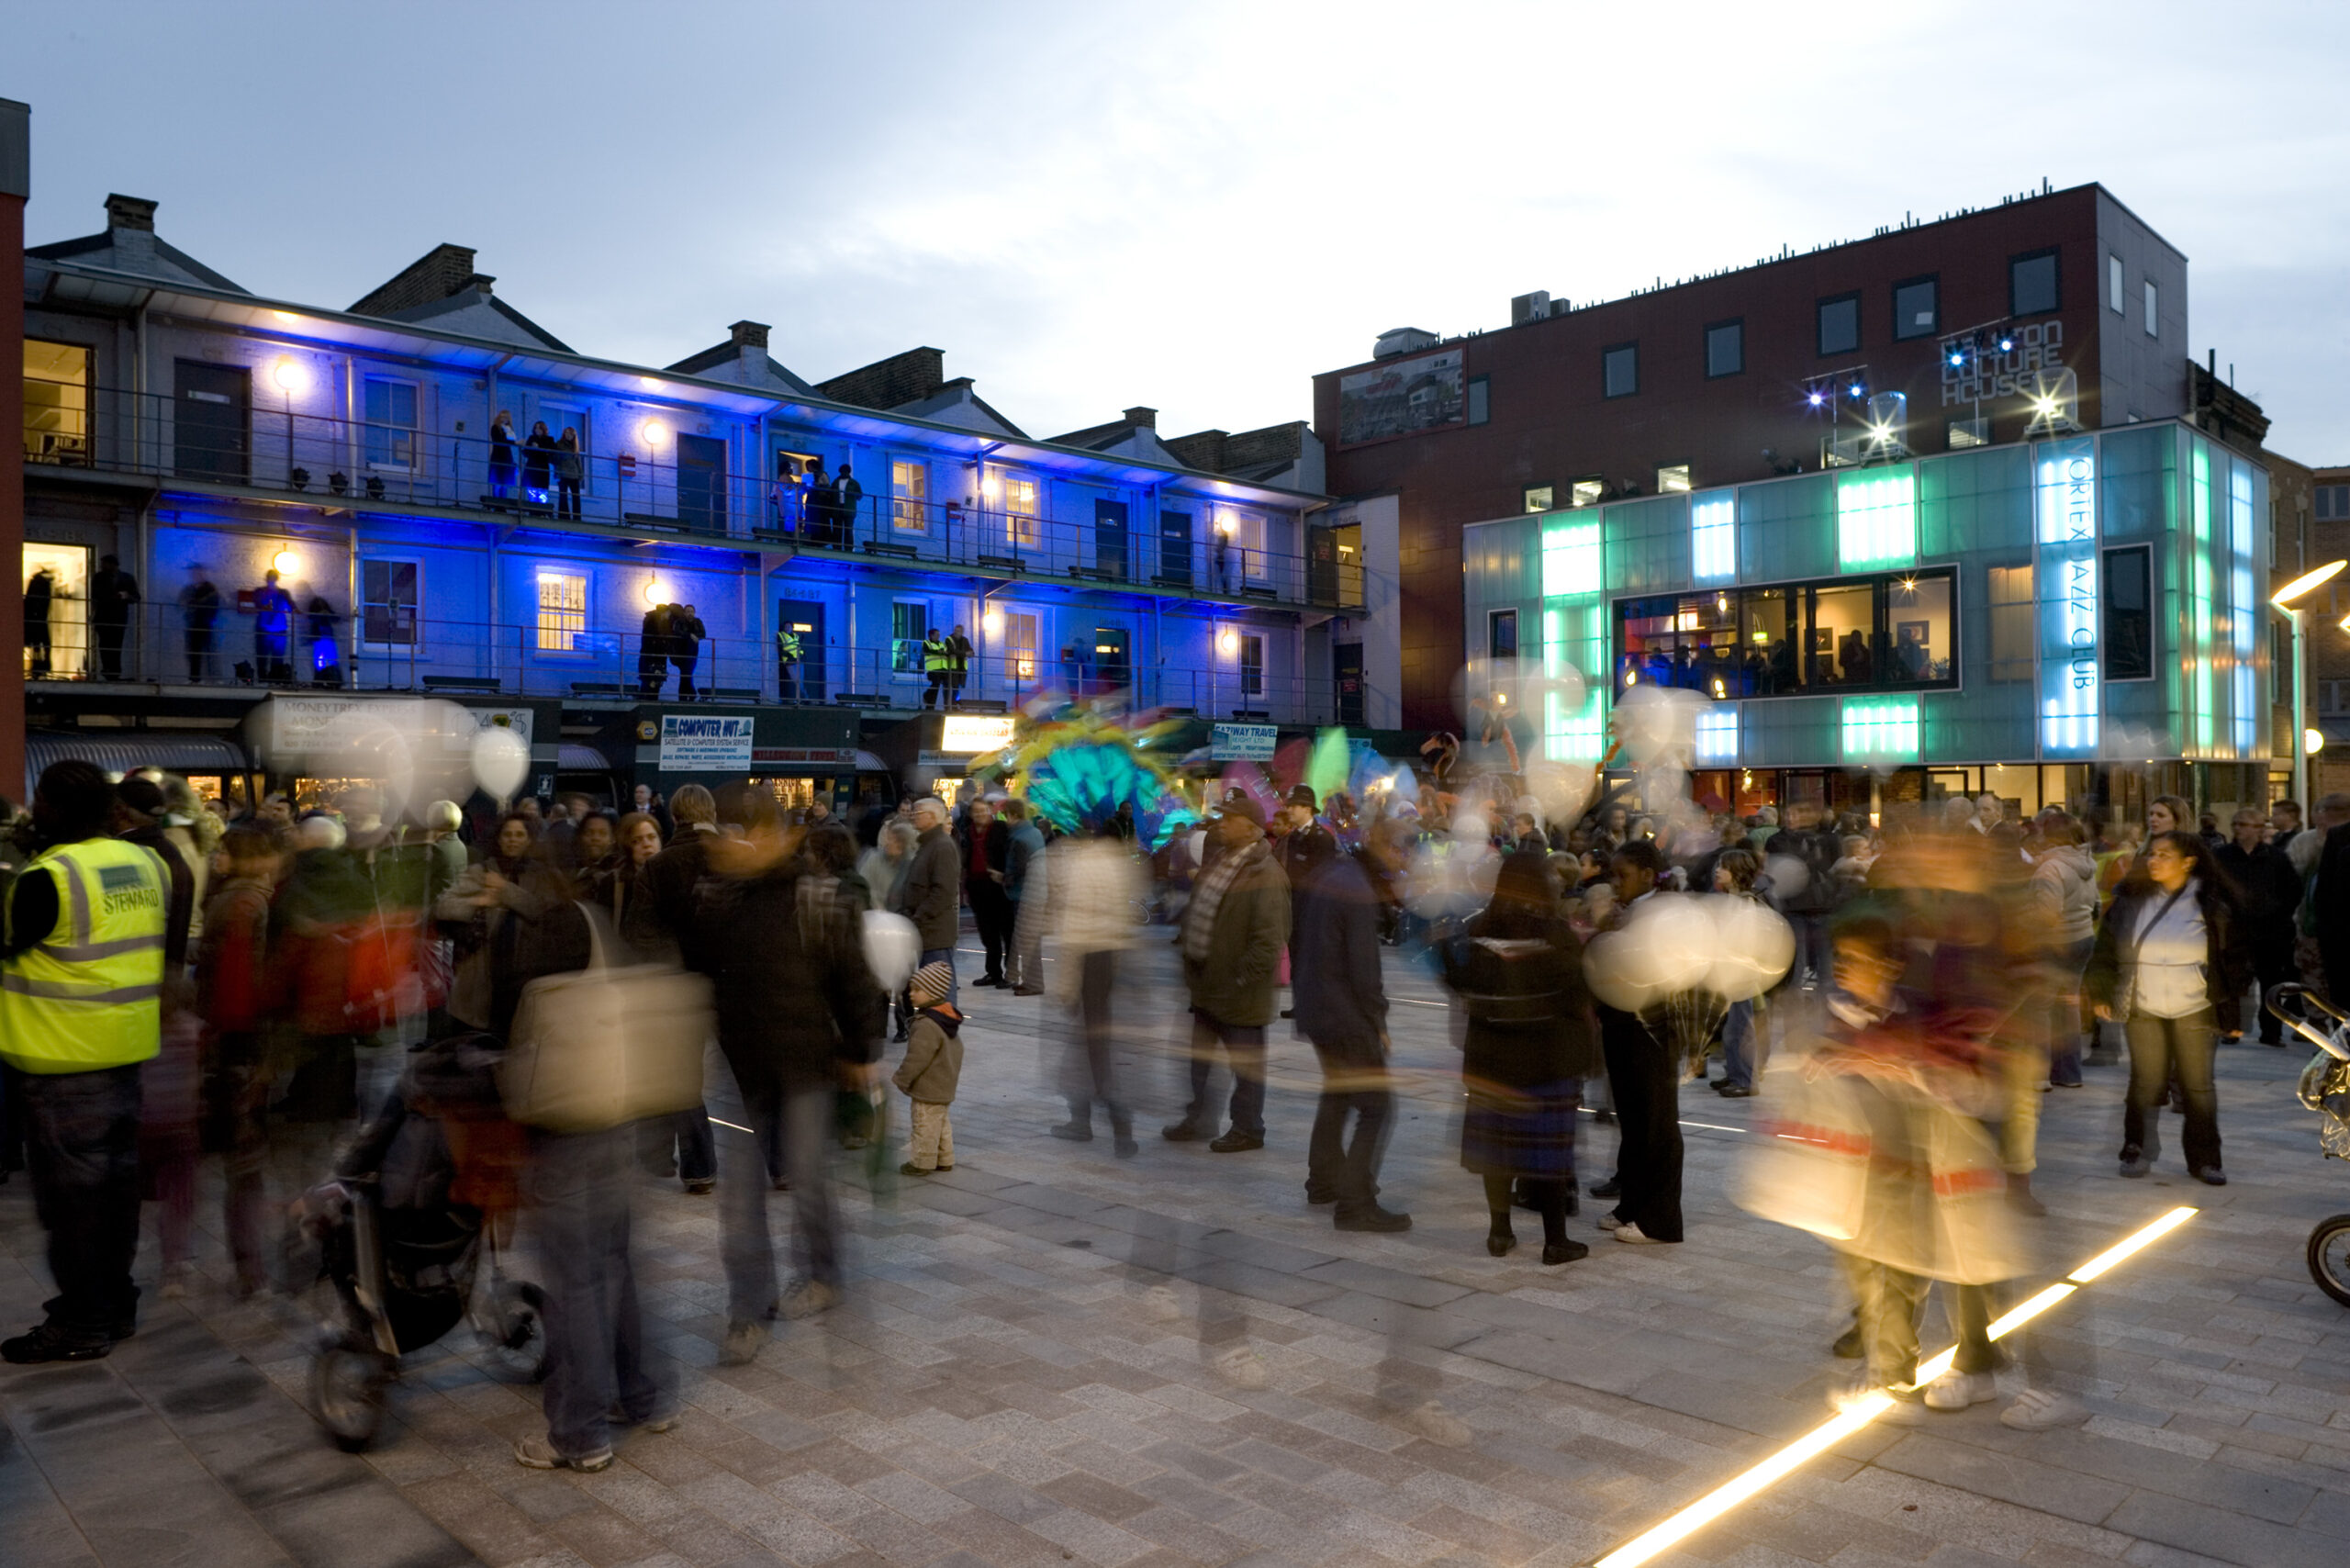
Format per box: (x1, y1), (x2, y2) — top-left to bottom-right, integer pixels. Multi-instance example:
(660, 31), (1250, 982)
(1337, 350), (1463, 447)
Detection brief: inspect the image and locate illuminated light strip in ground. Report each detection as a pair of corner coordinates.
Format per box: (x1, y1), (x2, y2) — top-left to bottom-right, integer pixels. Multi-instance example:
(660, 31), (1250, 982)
(1590, 1205), (2199, 1568)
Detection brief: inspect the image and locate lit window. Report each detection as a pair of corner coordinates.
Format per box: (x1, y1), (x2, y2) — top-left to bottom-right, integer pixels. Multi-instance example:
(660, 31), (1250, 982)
(1570, 478), (1603, 509)
(1841, 695), (1919, 759)
(1988, 565), (2033, 683)
(536, 571), (587, 652)
(22, 340), (90, 464)
(2108, 253), (2124, 313)
(1217, 508), (1268, 583)
(1817, 294), (1860, 356)
(2010, 251), (2059, 317)
(1948, 416), (1990, 449)
(999, 474), (1041, 549)
(1695, 707), (1738, 764)
(1837, 469), (1917, 570)
(890, 459), (927, 532)
(1691, 494), (1736, 582)
(1542, 521), (1601, 598)
(364, 376), (420, 469)
(1705, 320), (1743, 378)
(1467, 375), (1490, 426)
(1656, 464), (1691, 495)
(1892, 276), (1938, 341)
(1602, 343), (1638, 398)
(1006, 611), (1037, 682)
(2143, 280), (2159, 337)
(1524, 485), (1553, 513)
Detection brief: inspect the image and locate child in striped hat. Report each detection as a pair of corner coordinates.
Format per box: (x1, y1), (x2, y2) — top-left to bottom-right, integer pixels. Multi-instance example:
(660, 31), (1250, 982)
(894, 962), (963, 1175)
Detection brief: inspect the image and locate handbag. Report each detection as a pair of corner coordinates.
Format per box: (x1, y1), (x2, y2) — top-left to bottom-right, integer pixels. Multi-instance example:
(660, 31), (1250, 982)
(501, 904), (714, 1133)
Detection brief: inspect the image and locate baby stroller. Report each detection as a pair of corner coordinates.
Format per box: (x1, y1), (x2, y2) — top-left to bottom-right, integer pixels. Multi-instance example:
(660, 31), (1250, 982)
(303, 1033), (548, 1450)
(2266, 986), (2350, 1308)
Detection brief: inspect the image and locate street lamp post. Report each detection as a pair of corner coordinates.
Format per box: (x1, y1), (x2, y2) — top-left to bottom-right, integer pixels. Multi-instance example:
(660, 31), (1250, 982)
(2271, 558), (2347, 812)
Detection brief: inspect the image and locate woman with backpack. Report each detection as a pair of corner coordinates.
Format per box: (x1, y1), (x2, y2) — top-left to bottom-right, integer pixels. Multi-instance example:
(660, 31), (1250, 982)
(1441, 849), (1599, 1264)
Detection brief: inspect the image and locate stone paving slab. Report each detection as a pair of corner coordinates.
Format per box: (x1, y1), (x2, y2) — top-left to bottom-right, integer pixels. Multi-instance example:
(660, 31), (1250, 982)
(6, 940), (2350, 1568)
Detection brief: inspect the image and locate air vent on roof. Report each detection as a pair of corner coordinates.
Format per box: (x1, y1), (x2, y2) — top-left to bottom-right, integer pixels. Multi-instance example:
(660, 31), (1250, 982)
(1372, 327), (1440, 360)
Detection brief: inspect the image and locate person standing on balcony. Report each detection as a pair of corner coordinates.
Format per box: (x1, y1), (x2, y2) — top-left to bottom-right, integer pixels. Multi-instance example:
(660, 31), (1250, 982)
(24, 566), (54, 678)
(252, 567), (295, 684)
(776, 625), (804, 702)
(523, 421), (557, 515)
(636, 602), (671, 698)
(947, 624), (973, 705)
(669, 605), (705, 701)
(554, 427), (584, 521)
(488, 409), (518, 500)
(834, 464), (863, 547)
(804, 461), (834, 545)
(921, 629), (951, 710)
(92, 554), (138, 682)
(178, 572), (220, 684)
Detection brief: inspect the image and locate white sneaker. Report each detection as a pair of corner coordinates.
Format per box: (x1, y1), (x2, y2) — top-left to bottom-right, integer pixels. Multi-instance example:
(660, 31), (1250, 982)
(1596, 1212), (1624, 1232)
(1614, 1221), (1663, 1245)
(1213, 1346), (1270, 1390)
(1142, 1284), (1184, 1323)
(1999, 1389), (2088, 1430)
(1923, 1370), (1998, 1411)
(1404, 1400), (1472, 1447)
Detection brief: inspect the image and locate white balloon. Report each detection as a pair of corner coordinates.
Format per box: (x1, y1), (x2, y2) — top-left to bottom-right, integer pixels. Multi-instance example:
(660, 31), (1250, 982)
(470, 724), (531, 802)
(1762, 853), (1810, 902)
(1706, 898), (1796, 1002)
(1583, 929), (1662, 1013)
(1636, 893), (1716, 992)
(861, 910), (922, 991)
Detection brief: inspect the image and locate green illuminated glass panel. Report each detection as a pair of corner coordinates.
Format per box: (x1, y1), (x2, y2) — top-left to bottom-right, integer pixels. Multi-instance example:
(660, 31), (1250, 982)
(1541, 520), (1601, 598)
(1837, 468), (1919, 571)
(1841, 694), (1920, 760)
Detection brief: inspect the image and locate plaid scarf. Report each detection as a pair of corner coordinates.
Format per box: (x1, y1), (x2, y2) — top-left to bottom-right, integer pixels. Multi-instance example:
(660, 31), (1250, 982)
(1183, 838), (1267, 963)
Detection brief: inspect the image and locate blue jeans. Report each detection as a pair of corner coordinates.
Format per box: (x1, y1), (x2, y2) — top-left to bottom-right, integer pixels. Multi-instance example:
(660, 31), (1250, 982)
(1719, 998), (1757, 1089)
(719, 1078), (838, 1320)
(1183, 1012), (1267, 1137)
(2048, 938), (2093, 1086)
(638, 1103), (715, 1182)
(12, 1065), (143, 1346)
(1790, 914), (1831, 991)
(529, 1123), (666, 1460)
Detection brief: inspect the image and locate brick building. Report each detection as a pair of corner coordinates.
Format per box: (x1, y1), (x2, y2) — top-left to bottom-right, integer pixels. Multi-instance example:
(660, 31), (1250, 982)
(1313, 181), (2194, 731)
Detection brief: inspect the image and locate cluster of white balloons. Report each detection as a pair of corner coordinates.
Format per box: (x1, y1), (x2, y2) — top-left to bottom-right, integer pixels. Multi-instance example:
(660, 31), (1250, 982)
(1583, 892), (1796, 1012)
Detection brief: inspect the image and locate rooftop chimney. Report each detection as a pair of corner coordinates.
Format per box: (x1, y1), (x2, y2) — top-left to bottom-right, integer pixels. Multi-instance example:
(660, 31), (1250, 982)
(1123, 406), (1157, 429)
(349, 242), (488, 318)
(729, 319), (770, 350)
(104, 194), (157, 232)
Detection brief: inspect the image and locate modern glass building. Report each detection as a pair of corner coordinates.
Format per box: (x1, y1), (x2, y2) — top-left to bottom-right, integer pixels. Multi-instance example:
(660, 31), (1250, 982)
(1461, 419), (2282, 823)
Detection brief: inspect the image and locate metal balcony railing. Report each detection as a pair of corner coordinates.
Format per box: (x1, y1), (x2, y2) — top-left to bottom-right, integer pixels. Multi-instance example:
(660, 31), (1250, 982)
(22, 600), (1343, 725)
(25, 386), (1367, 612)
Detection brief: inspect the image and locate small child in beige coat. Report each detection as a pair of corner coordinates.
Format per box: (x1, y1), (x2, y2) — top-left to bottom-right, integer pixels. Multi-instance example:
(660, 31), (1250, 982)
(895, 962), (964, 1175)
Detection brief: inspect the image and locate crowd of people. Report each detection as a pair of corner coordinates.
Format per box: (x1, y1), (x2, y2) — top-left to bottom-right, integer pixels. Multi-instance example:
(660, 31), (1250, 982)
(0, 749), (2333, 1468)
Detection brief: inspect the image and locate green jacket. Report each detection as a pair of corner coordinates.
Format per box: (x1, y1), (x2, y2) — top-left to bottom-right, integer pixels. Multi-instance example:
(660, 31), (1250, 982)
(1181, 846), (1291, 1027)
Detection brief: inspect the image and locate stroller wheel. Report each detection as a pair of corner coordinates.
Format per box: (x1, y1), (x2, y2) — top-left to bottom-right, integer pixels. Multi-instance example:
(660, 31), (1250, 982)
(2311, 1215), (2350, 1309)
(487, 1280), (551, 1383)
(313, 1348), (390, 1451)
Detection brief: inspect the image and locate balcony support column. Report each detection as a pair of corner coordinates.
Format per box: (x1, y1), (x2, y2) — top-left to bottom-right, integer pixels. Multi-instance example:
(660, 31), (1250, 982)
(2, 98), (28, 793)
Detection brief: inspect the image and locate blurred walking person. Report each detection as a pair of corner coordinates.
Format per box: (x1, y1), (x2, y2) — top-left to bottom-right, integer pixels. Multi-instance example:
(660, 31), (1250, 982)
(619, 785), (721, 1193)
(1592, 842), (1684, 1245)
(1002, 800), (1046, 994)
(692, 790), (885, 1359)
(893, 797), (960, 1008)
(2215, 807), (2300, 1046)
(1296, 840), (1410, 1232)
(1046, 826), (1146, 1153)
(1, 762), (169, 1362)
(197, 825), (284, 1296)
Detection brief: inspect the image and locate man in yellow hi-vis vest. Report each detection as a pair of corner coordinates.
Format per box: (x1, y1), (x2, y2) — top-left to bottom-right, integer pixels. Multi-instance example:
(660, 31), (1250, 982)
(1, 761), (167, 1363)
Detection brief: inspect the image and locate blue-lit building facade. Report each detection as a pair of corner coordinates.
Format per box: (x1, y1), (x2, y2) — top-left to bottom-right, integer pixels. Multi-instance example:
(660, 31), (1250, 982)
(1461, 420), (2281, 823)
(19, 197), (1391, 806)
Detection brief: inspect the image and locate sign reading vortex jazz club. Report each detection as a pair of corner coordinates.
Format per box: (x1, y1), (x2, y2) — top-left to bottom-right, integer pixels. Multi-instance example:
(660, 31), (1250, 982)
(2035, 436), (2098, 759)
(657, 713), (754, 772)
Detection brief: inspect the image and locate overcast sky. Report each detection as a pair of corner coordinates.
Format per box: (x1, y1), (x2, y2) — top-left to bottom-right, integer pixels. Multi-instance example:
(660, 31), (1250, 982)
(15, 1), (2350, 460)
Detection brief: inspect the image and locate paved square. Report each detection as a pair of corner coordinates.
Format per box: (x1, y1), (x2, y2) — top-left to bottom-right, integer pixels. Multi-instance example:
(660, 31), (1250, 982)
(6, 940), (2349, 1568)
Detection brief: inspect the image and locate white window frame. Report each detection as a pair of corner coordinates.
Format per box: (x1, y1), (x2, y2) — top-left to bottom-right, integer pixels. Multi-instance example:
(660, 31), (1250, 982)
(890, 457), (929, 533)
(997, 473), (1041, 550)
(1656, 464), (1692, 495)
(890, 597), (931, 678)
(1239, 633), (1265, 697)
(363, 374), (421, 473)
(535, 569), (588, 655)
(1006, 610), (1038, 683)
(1523, 485), (1553, 513)
(358, 556), (422, 652)
(539, 403), (592, 496)
(2108, 254), (2124, 313)
(2143, 280), (2159, 337)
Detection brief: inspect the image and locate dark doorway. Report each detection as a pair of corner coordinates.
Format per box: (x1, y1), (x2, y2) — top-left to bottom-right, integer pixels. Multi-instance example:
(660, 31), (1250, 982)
(677, 433), (727, 533)
(1092, 625), (1132, 693)
(1308, 524), (1339, 606)
(777, 597), (826, 701)
(1094, 498), (1129, 581)
(175, 360), (250, 483)
(1335, 642), (1364, 725)
(1158, 510), (1192, 588)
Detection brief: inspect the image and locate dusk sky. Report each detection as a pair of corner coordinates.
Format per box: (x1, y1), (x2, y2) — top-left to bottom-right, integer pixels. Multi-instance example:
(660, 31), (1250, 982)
(16, 1), (2349, 459)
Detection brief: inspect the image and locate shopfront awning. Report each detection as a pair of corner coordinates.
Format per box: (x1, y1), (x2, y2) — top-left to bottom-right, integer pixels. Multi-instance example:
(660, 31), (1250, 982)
(557, 744), (613, 772)
(25, 731), (252, 800)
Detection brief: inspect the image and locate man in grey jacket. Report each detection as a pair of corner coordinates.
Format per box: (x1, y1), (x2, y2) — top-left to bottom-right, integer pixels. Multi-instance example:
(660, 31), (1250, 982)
(1165, 796), (1290, 1152)
(894, 797), (961, 1003)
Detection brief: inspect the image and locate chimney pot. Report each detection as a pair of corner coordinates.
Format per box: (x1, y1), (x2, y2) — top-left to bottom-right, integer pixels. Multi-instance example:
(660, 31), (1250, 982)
(730, 319), (772, 350)
(104, 193), (157, 232)
(1123, 406), (1157, 429)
